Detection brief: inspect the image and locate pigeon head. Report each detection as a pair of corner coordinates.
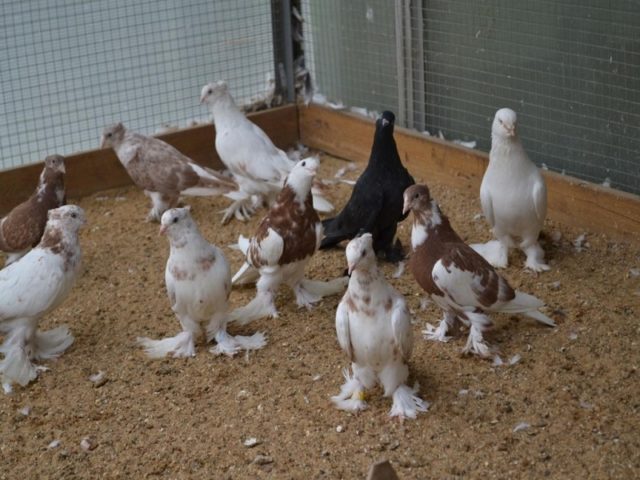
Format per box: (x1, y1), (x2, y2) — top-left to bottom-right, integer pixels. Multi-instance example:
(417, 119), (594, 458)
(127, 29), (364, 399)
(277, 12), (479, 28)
(403, 184), (443, 227)
(492, 108), (518, 140)
(286, 157), (319, 199)
(44, 154), (66, 174)
(345, 232), (376, 275)
(100, 123), (126, 149)
(376, 111), (396, 132)
(159, 206), (194, 237)
(200, 81), (229, 105)
(48, 205), (86, 232)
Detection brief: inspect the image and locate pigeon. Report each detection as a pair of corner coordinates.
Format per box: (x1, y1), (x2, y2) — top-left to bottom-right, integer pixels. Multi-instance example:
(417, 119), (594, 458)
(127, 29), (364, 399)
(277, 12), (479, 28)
(137, 207), (266, 358)
(199, 81), (333, 224)
(0, 205), (85, 391)
(403, 184), (555, 358)
(332, 233), (428, 419)
(320, 111), (414, 262)
(100, 123), (237, 222)
(229, 157), (347, 324)
(0, 155), (66, 266)
(471, 108), (549, 272)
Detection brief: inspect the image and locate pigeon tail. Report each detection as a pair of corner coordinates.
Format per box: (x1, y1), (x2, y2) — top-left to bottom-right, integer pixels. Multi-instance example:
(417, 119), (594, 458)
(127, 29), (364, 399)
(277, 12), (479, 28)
(32, 326), (74, 360)
(522, 308), (556, 327)
(210, 329), (267, 356)
(0, 346), (38, 387)
(232, 261), (259, 286)
(228, 292), (277, 325)
(389, 383), (429, 419)
(311, 192), (334, 213)
(470, 239), (508, 268)
(331, 368), (367, 412)
(298, 277), (348, 300)
(499, 291), (554, 327)
(137, 331), (196, 358)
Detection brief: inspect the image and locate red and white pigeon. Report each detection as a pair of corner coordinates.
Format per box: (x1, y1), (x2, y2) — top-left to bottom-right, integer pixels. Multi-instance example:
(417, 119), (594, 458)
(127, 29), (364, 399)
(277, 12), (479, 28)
(403, 184), (555, 358)
(100, 123), (237, 222)
(332, 233), (428, 420)
(471, 108), (549, 272)
(137, 207), (265, 358)
(0, 205), (85, 392)
(200, 81), (333, 224)
(0, 154), (66, 266)
(229, 157), (346, 324)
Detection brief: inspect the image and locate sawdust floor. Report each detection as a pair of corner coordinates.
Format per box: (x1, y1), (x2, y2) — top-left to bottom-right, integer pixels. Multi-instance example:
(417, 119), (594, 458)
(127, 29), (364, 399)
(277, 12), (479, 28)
(1, 155), (639, 480)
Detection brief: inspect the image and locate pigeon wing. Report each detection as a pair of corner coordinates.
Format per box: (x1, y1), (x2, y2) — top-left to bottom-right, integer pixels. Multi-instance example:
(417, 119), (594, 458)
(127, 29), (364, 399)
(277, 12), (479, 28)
(431, 245), (515, 312)
(0, 250), (67, 321)
(335, 297), (353, 361)
(531, 177), (547, 224)
(391, 295), (413, 360)
(479, 180), (495, 227)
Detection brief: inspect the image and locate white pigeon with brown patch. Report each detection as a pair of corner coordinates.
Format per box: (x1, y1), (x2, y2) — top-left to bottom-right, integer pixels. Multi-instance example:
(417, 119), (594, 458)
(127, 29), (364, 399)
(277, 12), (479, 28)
(0, 155), (66, 266)
(229, 158), (346, 324)
(404, 184), (555, 358)
(471, 108), (549, 272)
(200, 81), (333, 223)
(0, 205), (85, 392)
(332, 233), (428, 420)
(137, 207), (265, 358)
(100, 123), (237, 222)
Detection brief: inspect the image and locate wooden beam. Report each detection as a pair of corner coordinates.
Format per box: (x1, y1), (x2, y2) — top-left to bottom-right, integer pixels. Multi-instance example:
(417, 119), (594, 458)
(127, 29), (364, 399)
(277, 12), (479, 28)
(299, 104), (640, 239)
(0, 104), (299, 215)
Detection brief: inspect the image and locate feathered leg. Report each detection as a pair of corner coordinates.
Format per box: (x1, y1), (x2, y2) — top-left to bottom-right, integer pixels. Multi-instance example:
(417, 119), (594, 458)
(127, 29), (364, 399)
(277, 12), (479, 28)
(32, 326), (74, 360)
(221, 198), (255, 224)
(146, 191), (177, 223)
(0, 319), (39, 390)
(331, 365), (372, 412)
(229, 269), (281, 325)
(209, 329), (266, 356)
(137, 314), (200, 358)
(461, 312), (493, 358)
(423, 310), (457, 342)
(520, 236), (550, 272)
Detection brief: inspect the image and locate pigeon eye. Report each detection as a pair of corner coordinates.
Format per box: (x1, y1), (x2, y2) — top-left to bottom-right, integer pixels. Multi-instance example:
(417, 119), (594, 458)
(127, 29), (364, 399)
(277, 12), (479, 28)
(361, 250), (366, 257)
(301, 161), (306, 167)
(173, 217), (178, 223)
(413, 193), (419, 199)
(106, 132), (112, 138)
(71, 212), (77, 219)
(208, 89), (213, 95)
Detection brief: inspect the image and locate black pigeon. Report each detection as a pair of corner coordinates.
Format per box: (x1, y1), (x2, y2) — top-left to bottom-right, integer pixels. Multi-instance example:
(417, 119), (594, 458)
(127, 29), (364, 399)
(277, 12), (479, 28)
(321, 111), (415, 262)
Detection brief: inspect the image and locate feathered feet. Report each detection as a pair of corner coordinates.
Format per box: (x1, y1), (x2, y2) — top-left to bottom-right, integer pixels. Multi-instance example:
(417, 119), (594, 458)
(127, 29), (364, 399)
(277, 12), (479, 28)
(293, 277), (348, 309)
(221, 198), (256, 224)
(208, 329), (266, 356)
(389, 384), (429, 420)
(331, 368), (368, 412)
(137, 331), (197, 358)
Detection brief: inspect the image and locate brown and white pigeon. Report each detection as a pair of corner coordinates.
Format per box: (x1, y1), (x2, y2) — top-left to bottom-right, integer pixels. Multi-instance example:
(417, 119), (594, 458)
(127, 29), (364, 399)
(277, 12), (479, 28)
(100, 123), (237, 222)
(0, 154), (66, 266)
(403, 184), (555, 358)
(471, 108), (549, 272)
(229, 157), (346, 324)
(137, 207), (265, 358)
(332, 233), (428, 419)
(200, 81), (333, 223)
(0, 205), (85, 392)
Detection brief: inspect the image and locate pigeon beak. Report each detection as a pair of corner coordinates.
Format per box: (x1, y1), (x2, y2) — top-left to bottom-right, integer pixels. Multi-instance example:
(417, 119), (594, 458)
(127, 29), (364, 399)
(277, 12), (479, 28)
(199, 94), (206, 105)
(506, 125), (516, 137)
(159, 225), (167, 236)
(100, 136), (107, 149)
(59, 163), (66, 174)
(347, 262), (356, 275)
(402, 200), (411, 215)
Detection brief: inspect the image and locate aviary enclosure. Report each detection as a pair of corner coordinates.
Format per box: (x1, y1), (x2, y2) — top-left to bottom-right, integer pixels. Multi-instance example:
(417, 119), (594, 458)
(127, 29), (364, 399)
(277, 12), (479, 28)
(1, 1), (638, 478)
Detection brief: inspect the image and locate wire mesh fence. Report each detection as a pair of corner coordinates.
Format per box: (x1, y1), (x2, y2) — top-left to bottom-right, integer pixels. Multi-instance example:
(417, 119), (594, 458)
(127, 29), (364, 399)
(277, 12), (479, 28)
(0, 0), (276, 171)
(303, 0), (640, 195)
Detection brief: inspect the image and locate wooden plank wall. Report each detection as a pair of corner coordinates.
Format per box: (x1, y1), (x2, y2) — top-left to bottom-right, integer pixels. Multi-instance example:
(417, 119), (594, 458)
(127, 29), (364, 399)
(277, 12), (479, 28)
(299, 104), (640, 240)
(0, 105), (298, 215)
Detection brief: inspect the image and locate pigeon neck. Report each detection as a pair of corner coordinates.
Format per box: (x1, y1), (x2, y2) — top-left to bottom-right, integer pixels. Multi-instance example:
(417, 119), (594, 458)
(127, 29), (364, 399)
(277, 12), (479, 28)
(411, 201), (445, 248)
(285, 176), (313, 207)
(169, 224), (205, 250)
(39, 224), (82, 271)
(36, 170), (64, 202)
(350, 265), (380, 291)
(491, 134), (519, 158)
(211, 94), (244, 127)
(370, 134), (400, 167)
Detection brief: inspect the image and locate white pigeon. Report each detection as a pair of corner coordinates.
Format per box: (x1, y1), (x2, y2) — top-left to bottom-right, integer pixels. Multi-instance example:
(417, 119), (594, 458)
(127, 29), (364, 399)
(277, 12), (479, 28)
(229, 158), (346, 324)
(137, 207), (265, 358)
(331, 234), (428, 419)
(200, 81), (333, 223)
(471, 108), (549, 272)
(101, 123), (237, 222)
(0, 205), (85, 391)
